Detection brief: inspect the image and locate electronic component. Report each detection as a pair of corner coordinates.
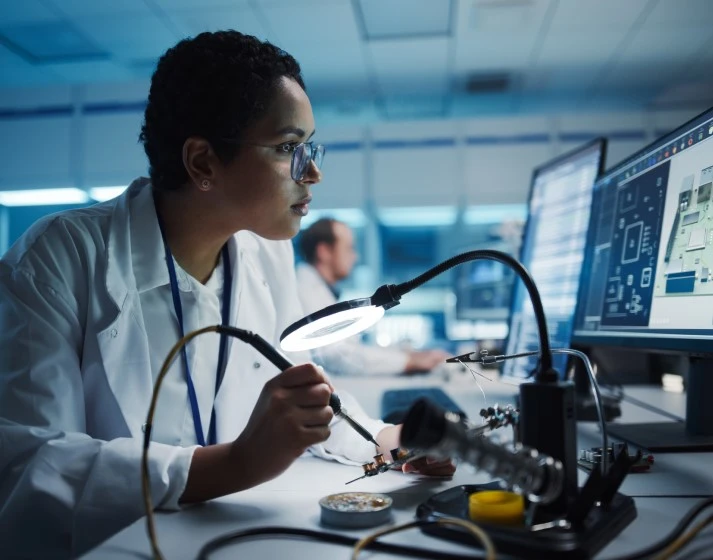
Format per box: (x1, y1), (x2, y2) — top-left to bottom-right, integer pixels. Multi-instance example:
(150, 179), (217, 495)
(578, 445), (654, 474)
(347, 405), (520, 485)
(687, 227), (707, 251)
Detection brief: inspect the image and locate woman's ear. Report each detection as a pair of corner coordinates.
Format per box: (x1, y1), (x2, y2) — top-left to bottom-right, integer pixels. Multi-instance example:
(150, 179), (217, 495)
(182, 137), (218, 190)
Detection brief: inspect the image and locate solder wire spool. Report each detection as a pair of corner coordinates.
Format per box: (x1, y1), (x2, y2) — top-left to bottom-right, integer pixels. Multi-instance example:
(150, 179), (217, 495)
(320, 492), (393, 528)
(469, 490), (525, 526)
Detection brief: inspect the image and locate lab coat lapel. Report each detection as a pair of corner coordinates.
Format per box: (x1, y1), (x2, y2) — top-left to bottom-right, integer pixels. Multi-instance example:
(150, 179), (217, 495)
(96, 179), (154, 438)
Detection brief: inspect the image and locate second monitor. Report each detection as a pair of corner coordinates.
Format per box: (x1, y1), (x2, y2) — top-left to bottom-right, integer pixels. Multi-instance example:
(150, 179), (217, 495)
(502, 138), (607, 381)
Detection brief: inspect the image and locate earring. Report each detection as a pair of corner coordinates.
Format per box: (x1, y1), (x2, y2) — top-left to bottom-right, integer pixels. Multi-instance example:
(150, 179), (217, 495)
(199, 179), (211, 191)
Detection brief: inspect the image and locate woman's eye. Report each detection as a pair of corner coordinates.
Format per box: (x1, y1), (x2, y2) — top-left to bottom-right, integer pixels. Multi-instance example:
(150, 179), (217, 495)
(277, 143), (297, 154)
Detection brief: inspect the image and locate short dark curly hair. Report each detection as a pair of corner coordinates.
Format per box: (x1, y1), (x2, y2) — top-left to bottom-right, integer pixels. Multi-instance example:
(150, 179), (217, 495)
(298, 218), (337, 264)
(140, 30), (305, 191)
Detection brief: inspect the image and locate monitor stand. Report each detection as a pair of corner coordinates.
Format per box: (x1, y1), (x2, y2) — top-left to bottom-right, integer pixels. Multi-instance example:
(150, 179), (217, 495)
(607, 356), (713, 452)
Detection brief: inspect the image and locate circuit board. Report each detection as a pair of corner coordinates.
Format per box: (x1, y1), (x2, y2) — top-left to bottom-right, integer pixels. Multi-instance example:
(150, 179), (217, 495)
(654, 164), (713, 297)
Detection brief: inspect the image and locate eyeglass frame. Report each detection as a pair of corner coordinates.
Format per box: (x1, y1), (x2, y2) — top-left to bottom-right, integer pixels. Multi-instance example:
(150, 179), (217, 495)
(218, 138), (325, 182)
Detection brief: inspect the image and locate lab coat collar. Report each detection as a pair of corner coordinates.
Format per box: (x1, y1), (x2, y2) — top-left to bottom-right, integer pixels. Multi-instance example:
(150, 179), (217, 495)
(128, 181), (193, 294)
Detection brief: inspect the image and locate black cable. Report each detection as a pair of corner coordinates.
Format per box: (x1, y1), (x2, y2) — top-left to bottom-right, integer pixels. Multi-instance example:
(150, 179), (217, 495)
(393, 249), (554, 375)
(196, 525), (488, 560)
(605, 497), (713, 560)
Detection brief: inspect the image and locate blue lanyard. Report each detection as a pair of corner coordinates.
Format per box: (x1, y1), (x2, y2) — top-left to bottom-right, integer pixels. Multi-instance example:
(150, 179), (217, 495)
(156, 211), (232, 446)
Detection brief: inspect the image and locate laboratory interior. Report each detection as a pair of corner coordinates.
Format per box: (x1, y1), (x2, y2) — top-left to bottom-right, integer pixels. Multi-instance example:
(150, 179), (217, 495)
(1, 0), (713, 559)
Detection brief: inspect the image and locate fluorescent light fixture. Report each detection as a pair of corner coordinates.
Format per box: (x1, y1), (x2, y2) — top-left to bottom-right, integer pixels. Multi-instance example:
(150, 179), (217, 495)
(0, 188), (89, 207)
(300, 208), (367, 228)
(463, 204), (526, 224)
(377, 206), (456, 227)
(89, 186), (127, 201)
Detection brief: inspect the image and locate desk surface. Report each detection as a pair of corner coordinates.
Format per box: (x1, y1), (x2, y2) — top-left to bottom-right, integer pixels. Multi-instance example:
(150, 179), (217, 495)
(84, 374), (713, 559)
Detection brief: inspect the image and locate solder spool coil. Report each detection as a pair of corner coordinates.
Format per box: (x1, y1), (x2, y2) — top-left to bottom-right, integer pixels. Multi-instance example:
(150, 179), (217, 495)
(319, 492), (393, 528)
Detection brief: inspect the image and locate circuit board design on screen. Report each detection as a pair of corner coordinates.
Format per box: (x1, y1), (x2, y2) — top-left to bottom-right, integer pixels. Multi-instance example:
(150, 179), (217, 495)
(600, 161), (668, 327)
(654, 164), (713, 298)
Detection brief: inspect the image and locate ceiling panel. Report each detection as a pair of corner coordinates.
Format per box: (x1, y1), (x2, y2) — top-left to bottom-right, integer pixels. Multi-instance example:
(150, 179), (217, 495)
(536, 30), (630, 68)
(521, 66), (601, 93)
(645, 0), (713, 26)
(357, 0), (452, 39)
(0, 21), (108, 62)
(0, 0), (59, 25)
(261, 1), (361, 47)
(152, 0), (251, 9)
(454, 32), (539, 72)
(71, 15), (179, 61)
(614, 26), (712, 66)
(167, 6), (269, 42)
(547, 0), (648, 31)
(260, 2), (368, 101)
(47, 59), (136, 83)
(465, 0), (552, 32)
(48, 0), (154, 17)
(0, 64), (62, 88)
(368, 38), (449, 96)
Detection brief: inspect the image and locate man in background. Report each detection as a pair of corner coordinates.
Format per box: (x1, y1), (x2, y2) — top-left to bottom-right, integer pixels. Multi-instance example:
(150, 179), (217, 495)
(295, 218), (448, 376)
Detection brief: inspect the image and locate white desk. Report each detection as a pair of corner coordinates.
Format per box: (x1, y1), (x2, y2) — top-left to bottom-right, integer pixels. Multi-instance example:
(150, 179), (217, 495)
(84, 374), (713, 559)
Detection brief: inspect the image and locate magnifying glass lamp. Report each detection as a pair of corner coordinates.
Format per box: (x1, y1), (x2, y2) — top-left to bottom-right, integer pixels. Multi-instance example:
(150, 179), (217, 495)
(281, 249), (568, 512)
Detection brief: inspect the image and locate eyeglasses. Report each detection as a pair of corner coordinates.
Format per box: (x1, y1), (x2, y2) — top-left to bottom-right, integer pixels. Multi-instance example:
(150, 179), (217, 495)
(283, 141), (325, 182)
(221, 138), (325, 182)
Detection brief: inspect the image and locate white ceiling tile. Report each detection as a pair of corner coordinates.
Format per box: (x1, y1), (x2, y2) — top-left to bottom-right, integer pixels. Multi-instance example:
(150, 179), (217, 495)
(0, 64), (63, 88)
(463, 0), (551, 32)
(615, 26), (712, 65)
(0, 43), (23, 65)
(168, 7), (269, 42)
(357, 0), (452, 39)
(548, 0), (648, 31)
(596, 62), (684, 91)
(521, 66), (600, 93)
(71, 15), (179, 60)
(0, 0), (58, 25)
(49, 0), (154, 17)
(261, 2), (361, 46)
(369, 38), (449, 95)
(454, 32), (539, 72)
(536, 30), (629, 68)
(153, 0), (251, 9)
(645, 0), (713, 26)
(47, 59), (136, 83)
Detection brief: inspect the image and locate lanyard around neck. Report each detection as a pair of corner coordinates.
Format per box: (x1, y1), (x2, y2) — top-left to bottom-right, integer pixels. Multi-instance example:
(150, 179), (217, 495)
(155, 210), (232, 447)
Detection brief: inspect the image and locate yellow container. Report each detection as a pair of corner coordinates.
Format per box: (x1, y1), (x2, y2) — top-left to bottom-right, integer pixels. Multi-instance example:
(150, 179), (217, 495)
(469, 490), (525, 525)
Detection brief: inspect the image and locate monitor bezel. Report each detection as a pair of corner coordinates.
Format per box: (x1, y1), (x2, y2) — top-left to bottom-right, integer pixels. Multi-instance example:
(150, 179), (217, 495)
(571, 106), (713, 358)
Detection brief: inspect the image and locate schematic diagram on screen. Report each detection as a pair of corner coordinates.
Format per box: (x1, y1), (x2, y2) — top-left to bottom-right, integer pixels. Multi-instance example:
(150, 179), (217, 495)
(654, 164), (713, 298)
(600, 162), (668, 327)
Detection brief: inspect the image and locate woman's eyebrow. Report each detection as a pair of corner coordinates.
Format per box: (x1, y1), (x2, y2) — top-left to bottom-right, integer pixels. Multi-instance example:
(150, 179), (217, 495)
(276, 126), (316, 140)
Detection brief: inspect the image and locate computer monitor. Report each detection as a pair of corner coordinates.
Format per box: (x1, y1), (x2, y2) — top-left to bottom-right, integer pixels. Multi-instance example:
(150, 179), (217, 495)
(502, 138), (606, 380)
(454, 241), (515, 323)
(572, 107), (713, 451)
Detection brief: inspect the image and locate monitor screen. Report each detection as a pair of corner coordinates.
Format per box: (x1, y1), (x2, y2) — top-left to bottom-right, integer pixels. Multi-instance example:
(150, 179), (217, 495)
(454, 245), (515, 323)
(502, 138), (606, 380)
(572, 109), (713, 355)
(571, 108), (713, 451)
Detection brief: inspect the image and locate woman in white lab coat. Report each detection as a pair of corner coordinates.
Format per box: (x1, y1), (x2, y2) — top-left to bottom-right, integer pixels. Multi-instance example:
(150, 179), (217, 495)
(0, 31), (454, 559)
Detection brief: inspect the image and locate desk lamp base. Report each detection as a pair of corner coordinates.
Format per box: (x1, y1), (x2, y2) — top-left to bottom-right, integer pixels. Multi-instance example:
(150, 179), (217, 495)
(416, 482), (636, 560)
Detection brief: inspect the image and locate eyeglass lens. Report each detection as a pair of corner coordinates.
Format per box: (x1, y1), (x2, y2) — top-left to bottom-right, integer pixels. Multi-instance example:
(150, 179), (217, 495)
(292, 143), (325, 181)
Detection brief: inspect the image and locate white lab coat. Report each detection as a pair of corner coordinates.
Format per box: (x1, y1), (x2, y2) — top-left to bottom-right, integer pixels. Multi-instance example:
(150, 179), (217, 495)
(295, 263), (409, 376)
(0, 179), (386, 559)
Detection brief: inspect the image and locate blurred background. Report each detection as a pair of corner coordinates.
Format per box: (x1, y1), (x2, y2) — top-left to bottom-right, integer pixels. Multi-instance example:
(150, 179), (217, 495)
(1, 0), (712, 354)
